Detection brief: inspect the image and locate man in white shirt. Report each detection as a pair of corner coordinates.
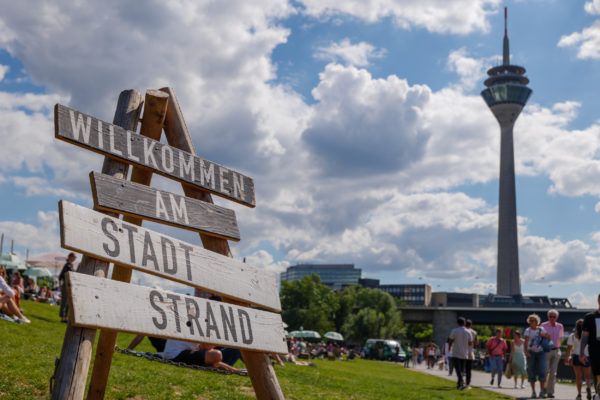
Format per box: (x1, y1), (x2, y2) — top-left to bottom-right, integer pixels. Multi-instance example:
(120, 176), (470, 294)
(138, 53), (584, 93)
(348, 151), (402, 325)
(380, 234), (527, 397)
(449, 316), (472, 390)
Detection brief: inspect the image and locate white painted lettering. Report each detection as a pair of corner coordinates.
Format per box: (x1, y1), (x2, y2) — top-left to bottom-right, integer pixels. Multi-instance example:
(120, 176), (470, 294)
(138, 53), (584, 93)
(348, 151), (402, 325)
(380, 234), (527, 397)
(155, 192), (169, 221)
(161, 145), (175, 173)
(179, 151), (195, 181)
(219, 167), (230, 195)
(232, 173), (244, 200)
(200, 161), (215, 189)
(143, 138), (158, 168)
(126, 130), (140, 162)
(109, 125), (123, 156)
(69, 110), (92, 143)
(169, 194), (189, 225)
(97, 120), (104, 148)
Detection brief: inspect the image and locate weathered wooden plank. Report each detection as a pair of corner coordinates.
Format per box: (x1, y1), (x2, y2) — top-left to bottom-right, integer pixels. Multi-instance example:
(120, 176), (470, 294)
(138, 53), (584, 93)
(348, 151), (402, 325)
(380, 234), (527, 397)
(59, 200), (281, 312)
(90, 172), (240, 241)
(160, 87), (284, 400)
(52, 89), (145, 400)
(54, 103), (256, 208)
(67, 273), (287, 354)
(88, 89), (170, 400)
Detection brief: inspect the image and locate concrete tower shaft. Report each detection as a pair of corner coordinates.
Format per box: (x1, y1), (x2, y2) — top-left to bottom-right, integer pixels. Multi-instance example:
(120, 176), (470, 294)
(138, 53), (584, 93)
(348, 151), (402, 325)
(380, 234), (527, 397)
(480, 8), (531, 296)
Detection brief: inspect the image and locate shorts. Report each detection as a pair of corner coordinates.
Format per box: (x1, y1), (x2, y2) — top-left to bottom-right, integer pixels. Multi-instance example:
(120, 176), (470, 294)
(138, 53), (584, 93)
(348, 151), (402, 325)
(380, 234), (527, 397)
(572, 354), (591, 368)
(172, 349), (207, 366)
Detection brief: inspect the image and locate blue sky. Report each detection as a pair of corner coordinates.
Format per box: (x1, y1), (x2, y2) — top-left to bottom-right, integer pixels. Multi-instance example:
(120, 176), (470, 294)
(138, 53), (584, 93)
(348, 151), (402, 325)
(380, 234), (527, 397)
(1, 0), (600, 307)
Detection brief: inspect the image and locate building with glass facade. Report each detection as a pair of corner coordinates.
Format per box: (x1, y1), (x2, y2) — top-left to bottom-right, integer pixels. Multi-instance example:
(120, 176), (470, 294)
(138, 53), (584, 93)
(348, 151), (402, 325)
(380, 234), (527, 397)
(378, 284), (432, 306)
(280, 264), (362, 291)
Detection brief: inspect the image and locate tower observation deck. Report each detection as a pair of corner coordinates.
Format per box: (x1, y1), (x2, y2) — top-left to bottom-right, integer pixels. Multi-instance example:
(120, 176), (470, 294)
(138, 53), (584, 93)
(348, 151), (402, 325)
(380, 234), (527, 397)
(481, 8), (531, 296)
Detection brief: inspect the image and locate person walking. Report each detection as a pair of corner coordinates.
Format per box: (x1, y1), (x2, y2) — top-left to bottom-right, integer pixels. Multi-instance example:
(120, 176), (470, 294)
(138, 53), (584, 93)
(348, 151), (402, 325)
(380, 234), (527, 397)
(510, 330), (527, 389)
(58, 252), (77, 323)
(449, 316), (472, 390)
(465, 319), (478, 389)
(565, 319), (593, 400)
(541, 309), (564, 398)
(525, 313), (550, 398)
(486, 328), (508, 388)
(580, 294), (600, 400)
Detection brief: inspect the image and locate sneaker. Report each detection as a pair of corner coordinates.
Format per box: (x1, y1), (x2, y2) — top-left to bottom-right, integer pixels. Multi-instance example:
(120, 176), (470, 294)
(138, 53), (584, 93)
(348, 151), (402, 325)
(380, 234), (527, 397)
(593, 394), (599, 400)
(465, 386), (472, 390)
(577, 395), (582, 400)
(498, 383), (502, 388)
(547, 394), (554, 398)
(17, 317), (31, 324)
(521, 383), (525, 389)
(539, 391), (547, 398)
(531, 392), (537, 398)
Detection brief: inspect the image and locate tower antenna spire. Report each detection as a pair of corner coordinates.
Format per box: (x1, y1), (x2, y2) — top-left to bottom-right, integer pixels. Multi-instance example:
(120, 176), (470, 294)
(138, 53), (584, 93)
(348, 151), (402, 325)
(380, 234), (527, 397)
(503, 7), (509, 65)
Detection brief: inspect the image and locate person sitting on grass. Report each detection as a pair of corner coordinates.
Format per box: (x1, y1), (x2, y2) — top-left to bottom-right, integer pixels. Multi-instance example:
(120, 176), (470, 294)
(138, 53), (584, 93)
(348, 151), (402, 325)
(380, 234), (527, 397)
(163, 339), (244, 373)
(9, 270), (23, 308)
(0, 265), (30, 324)
(37, 286), (57, 305)
(23, 277), (38, 300)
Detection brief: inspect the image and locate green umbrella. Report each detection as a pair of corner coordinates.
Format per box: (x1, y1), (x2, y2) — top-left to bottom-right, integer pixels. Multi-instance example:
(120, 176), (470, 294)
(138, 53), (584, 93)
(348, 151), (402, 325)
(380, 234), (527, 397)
(0, 253), (26, 271)
(288, 330), (321, 339)
(23, 267), (52, 278)
(323, 331), (344, 341)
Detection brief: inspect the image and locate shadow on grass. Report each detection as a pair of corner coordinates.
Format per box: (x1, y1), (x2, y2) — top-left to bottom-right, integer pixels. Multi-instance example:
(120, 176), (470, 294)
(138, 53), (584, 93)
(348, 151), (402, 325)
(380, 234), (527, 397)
(29, 313), (57, 323)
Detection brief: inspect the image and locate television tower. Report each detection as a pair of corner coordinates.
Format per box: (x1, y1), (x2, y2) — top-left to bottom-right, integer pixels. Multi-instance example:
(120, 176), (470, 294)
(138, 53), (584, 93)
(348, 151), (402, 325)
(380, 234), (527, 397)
(481, 8), (532, 296)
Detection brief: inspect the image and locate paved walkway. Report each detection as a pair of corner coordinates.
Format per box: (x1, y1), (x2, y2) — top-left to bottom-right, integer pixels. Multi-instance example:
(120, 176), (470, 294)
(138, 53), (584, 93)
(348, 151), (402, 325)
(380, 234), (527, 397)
(412, 361), (582, 399)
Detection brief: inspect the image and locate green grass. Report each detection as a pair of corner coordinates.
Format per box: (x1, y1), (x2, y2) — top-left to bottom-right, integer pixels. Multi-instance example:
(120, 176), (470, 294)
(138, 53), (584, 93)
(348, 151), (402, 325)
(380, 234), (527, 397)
(1, 300), (514, 399)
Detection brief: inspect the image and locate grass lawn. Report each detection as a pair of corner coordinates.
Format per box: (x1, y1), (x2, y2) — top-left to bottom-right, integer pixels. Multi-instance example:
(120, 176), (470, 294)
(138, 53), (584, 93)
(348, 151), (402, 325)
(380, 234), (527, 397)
(1, 300), (514, 399)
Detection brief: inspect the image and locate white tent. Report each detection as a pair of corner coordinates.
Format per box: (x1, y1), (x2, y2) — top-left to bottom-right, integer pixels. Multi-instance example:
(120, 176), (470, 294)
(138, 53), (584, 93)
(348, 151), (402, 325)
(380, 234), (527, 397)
(27, 251), (80, 276)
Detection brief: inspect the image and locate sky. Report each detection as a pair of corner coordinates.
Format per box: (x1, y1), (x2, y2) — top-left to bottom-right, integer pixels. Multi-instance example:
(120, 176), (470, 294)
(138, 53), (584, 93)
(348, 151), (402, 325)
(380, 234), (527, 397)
(1, 0), (600, 307)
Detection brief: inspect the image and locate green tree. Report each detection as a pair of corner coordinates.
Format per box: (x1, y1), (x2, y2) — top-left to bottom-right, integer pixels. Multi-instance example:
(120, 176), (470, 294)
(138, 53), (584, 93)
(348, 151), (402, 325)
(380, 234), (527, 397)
(338, 286), (405, 344)
(280, 274), (339, 333)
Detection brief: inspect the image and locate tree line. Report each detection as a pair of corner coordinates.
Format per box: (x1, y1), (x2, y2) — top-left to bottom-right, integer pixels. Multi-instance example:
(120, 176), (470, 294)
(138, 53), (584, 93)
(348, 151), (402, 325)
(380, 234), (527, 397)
(280, 274), (405, 344)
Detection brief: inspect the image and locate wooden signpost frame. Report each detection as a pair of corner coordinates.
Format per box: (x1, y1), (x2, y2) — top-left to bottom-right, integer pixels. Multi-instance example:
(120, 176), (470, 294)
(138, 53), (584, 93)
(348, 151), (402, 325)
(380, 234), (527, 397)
(51, 88), (285, 400)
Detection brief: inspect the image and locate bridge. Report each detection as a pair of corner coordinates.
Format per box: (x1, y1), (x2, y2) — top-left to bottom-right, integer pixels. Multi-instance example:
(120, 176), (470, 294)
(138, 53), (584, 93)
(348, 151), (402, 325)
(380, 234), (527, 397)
(400, 306), (594, 346)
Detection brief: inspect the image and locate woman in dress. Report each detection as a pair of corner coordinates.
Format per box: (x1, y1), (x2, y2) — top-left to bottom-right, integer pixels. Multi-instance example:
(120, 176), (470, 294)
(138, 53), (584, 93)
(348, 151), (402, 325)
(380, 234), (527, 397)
(510, 330), (527, 389)
(524, 313), (550, 398)
(565, 319), (593, 400)
(0, 265), (30, 323)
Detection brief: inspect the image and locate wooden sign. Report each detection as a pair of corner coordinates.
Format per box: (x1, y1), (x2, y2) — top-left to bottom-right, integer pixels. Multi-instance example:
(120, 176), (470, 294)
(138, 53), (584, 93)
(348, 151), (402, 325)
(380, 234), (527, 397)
(90, 172), (240, 241)
(54, 104), (256, 207)
(67, 272), (288, 354)
(59, 201), (281, 312)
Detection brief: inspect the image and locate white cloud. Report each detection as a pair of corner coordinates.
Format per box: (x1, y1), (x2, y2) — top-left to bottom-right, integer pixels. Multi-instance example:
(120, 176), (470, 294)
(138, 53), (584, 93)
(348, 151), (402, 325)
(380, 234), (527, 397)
(446, 48), (491, 91)
(0, 210), (59, 252)
(0, 64), (8, 82)
(12, 176), (83, 198)
(244, 250), (290, 274)
(314, 38), (386, 66)
(298, 0), (501, 34)
(569, 291), (597, 308)
(558, 20), (600, 59)
(585, 0), (600, 15)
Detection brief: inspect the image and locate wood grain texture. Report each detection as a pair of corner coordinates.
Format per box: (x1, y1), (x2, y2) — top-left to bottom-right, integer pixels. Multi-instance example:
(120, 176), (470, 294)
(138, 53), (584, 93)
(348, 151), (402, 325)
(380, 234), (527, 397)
(90, 172), (240, 241)
(160, 87), (285, 400)
(67, 273), (288, 354)
(55, 103), (256, 207)
(59, 201), (281, 312)
(52, 89), (144, 400)
(87, 89), (169, 400)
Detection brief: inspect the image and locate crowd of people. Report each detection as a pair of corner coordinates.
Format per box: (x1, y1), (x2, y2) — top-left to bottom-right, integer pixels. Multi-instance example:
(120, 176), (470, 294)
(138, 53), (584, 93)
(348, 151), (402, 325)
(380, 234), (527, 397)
(439, 306), (600, 400)
(0, 252), (77, 324)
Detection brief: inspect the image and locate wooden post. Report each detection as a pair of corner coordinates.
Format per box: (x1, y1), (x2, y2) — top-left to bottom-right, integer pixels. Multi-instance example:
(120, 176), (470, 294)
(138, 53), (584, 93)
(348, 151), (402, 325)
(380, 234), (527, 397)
(160, 87), (285, 400)
(1, 232), (4, 254)
(51, 89), (144, 400)
(86, 90), (169, 400)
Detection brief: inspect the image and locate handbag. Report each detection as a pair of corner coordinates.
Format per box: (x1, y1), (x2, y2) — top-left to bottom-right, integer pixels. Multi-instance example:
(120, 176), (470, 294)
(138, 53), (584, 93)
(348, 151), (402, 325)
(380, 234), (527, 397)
(504, 361), (513, 379)
(538, 328), (553, 353)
